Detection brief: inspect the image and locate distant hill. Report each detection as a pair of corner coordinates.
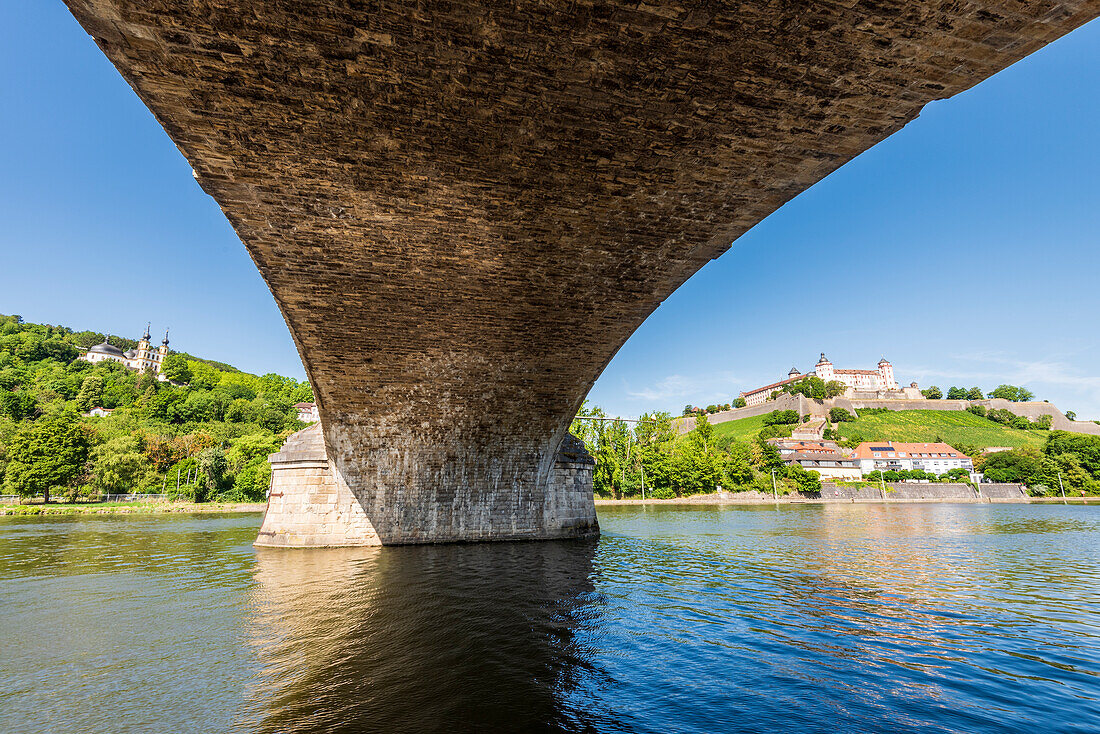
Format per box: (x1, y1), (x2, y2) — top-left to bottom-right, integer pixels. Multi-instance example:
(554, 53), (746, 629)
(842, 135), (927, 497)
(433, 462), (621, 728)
(0, 313), (312, 503)
(710, 409), (1049, 450)
(833, 410), (1047, 449)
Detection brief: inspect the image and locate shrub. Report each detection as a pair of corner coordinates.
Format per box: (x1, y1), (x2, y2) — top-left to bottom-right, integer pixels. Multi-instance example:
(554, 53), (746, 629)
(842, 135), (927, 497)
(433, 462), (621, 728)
(829, 407), (855, 423)
(763, 409), (800, 426)
(757, 424), (792, 440)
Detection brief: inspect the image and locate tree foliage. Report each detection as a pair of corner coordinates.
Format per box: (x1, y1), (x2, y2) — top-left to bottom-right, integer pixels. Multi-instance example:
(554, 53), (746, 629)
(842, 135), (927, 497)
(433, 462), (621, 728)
(0, 313), (312, 503)
(6, 409), (90, 501)
(989, 384), (1035, 402)
(829, 407), (855, 423)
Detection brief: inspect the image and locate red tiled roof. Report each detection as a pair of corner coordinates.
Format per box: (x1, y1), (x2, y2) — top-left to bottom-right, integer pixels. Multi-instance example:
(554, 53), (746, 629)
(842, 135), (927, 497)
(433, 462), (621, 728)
(740, 374), (805, 397)
(853, 441), (969, 460)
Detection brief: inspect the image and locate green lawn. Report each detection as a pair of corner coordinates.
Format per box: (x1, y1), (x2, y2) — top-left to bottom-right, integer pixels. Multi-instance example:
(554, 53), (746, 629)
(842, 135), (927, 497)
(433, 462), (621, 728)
(710, 414), (771, 444)
(835, 410), (1048, 449)
(707, 409), (1049, 449)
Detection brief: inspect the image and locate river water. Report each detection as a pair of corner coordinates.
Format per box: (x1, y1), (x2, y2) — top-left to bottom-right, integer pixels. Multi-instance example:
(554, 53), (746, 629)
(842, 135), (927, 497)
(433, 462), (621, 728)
(1, 504), (1097, 733)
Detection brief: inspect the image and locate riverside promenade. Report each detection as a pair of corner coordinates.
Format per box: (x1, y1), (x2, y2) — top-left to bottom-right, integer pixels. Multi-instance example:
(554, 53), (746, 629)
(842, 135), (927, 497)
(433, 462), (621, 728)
(596, 483), (1096, 506)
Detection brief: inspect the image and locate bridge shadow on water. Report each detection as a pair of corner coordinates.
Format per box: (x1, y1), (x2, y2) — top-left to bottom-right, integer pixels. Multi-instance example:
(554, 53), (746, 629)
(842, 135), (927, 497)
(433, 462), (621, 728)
(237, 538), (617, 733)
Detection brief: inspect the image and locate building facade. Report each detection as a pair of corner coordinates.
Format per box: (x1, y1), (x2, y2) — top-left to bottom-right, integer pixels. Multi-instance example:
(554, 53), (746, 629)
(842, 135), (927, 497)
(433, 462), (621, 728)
(81, 324), (170, 376)
(294, 402), (319, 423)
(768, 439), (862, 480)
(739, 353), (899, 406)
(853, 441), (974, 476)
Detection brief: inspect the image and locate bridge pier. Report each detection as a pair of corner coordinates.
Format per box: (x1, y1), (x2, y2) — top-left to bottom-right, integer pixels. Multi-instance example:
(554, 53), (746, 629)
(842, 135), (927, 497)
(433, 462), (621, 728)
(256, 424), (597, 547)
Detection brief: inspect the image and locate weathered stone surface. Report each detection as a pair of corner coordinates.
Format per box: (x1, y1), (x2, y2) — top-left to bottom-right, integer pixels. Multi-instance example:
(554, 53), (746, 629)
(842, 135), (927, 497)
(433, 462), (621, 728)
(61, 0), (1098, 543)
(256, 423), (382, 547)
(258, 424), (596, 545)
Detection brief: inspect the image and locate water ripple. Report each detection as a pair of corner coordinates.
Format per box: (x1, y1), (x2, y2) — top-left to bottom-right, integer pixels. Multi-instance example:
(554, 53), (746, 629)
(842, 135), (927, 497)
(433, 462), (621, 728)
(0, 505), (1098, 732)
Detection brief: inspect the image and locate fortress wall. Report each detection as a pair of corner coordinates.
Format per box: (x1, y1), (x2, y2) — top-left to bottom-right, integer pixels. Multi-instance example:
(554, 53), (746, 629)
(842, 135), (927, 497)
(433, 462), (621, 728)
(849, 398), (972, 411)
(675, 393), (803, 434)
(975, 400), (1100, 435)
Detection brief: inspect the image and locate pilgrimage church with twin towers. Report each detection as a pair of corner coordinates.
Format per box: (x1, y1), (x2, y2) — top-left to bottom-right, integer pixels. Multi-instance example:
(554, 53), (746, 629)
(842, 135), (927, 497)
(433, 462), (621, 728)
(80, 323), (171, 378)
(739, 353), (922, 407)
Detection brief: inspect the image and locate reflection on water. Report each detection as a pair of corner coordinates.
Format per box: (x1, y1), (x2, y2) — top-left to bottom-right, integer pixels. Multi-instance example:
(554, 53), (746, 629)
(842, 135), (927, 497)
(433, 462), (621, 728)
(239, 540), (607, 733)
(1, 505), (1098, 733)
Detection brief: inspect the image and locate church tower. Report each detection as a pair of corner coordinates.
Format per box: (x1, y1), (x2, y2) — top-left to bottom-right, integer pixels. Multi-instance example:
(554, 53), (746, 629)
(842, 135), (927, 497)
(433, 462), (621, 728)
(155, 329), (170, 373)
(136, 322), (152, 371)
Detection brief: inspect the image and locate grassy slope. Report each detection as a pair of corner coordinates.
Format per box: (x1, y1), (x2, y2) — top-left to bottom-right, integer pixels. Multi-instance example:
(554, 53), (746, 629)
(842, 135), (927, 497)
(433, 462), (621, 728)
(835, 410), (1047, 448)
(710, 410), (1048, 449)
(710, 414), (770, 444)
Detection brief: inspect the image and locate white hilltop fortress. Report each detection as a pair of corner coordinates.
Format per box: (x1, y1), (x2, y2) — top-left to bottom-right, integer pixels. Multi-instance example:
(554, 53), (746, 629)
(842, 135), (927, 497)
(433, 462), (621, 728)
(740, 353), (922, 407)
(80, 323), (170, 378)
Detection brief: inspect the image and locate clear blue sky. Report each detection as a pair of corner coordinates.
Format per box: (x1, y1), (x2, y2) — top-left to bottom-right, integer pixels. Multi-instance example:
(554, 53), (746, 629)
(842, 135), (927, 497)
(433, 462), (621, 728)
(2, 5), (1098, 419)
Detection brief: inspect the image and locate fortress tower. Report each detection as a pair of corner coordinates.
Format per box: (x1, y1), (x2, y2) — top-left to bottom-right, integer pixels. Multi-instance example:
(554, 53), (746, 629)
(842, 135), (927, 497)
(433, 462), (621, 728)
(815, 353), (834, 381)
(877, 358), (898, 391)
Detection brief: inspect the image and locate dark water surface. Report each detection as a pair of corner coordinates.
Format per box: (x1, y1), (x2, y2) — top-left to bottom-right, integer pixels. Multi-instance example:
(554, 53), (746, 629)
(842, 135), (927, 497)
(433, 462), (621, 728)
(1, 504), (1098, 733)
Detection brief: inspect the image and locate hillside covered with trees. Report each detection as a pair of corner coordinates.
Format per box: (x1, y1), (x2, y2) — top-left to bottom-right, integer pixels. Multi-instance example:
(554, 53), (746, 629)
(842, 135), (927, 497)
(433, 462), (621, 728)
(573, 402), (1100, 499)
(571, 403), (823, 499)
(0, 314), (312, 502)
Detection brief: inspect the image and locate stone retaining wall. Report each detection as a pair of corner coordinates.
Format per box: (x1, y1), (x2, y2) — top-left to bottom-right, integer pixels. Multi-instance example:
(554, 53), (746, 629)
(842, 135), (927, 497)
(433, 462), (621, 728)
(674, 394), (804, 434)
(819, 482), (1027, 502)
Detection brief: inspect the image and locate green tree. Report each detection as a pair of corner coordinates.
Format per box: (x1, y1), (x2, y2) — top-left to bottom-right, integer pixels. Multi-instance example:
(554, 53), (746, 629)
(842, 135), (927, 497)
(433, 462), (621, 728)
(1065, 410), (1077, 421)
(763, 409), (799, 426)
(90, 436), (152, 496)
(828, 407), (855, 423)
(824, 380), (846, 398)
(946, 386), (967, 400)
(5, 410), (90, 502)
(733, 397), (746, 408)
(195, 446), (228, 502)
(757, 423), (792, 440)
(75, 373), (105, 412)
(921, 386), (943, 400)
(724, 442), (754, 486)
(0, 390), (37, 421)
(786, 463), (821, 494)
(966, 387), (984, 400)
(161, 353), (192, 383)
(990, 384), (1035, 402)
(981, 446), (1054, 486)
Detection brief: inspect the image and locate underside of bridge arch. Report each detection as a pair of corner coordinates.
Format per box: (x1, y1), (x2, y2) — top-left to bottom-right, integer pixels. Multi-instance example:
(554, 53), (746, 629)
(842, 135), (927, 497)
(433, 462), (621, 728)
(63, 0), (1097, 545)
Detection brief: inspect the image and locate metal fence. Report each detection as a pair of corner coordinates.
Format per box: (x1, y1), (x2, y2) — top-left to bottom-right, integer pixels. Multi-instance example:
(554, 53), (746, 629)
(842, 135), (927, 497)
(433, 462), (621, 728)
(1, 493), (179, 504)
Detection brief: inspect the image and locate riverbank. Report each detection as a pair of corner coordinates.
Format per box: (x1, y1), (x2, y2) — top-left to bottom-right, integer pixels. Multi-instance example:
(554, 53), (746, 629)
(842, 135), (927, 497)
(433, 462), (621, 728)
(0, 501), (267, 516)
(595, 492), (1097, 506)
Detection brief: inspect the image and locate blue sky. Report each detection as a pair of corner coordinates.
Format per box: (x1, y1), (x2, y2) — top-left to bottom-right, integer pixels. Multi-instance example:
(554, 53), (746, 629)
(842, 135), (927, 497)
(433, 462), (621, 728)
(2, 5), (1098, 419)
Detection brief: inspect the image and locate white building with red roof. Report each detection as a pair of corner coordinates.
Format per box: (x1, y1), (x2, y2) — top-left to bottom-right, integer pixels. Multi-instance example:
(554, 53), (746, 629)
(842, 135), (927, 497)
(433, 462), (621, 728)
(852, 441), (973, 476)
(294, 402), (319, 423)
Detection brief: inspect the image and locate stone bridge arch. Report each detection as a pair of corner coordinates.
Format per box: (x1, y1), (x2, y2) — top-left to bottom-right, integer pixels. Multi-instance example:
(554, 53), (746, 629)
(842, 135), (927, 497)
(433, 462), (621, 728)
(60, 0), (1098, 544)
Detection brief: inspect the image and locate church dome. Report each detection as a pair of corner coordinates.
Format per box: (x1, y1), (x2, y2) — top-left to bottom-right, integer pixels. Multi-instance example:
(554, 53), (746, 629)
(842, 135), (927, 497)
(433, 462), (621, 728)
(88, 341), (125, 357)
